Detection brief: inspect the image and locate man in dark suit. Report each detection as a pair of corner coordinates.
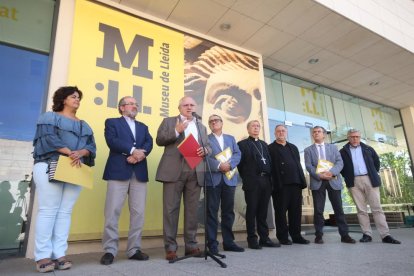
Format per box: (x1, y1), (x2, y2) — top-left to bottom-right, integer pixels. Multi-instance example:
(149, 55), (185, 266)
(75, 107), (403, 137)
(205, 114), (243, 255)
(100, 96), (153, 265)
(340, 129), (400, 244)
(304, 126), (355, 244)
(155, 96), (210, 261)
(237, 120), (280, 249)
(268, 125), (309, 245)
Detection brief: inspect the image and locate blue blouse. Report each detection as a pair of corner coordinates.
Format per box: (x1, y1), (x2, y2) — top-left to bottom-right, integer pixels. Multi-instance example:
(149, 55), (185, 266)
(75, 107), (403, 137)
(33, 112), (96, 166)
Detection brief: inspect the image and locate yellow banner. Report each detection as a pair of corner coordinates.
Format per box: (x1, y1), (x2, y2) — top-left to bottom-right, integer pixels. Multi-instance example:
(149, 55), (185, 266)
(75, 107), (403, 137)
(67, 0), (184, 238)
(66, 0), (265, 239)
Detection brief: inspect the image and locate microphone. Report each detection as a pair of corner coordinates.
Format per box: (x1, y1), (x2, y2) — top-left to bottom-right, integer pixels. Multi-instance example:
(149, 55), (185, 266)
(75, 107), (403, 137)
(192, 112), (202, 120)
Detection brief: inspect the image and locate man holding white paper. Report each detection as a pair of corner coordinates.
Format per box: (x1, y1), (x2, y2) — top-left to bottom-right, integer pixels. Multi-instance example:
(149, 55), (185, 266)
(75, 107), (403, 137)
(155, 96), (210, 261)
(205, 114), (243, 255)
(304, 126), (355, 244)
(101, 96), (153, 265)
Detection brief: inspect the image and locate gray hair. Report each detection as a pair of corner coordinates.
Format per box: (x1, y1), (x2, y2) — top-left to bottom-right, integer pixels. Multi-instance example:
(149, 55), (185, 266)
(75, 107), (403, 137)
(178, 96), (196, 108)
(247, 120), (260, 129)
(208, 114), (222, 121)
(275, 124), (287, 131)
(117, 96), (134, 115)
(313, 126), (327, 134)
(347, 129), (361, 136)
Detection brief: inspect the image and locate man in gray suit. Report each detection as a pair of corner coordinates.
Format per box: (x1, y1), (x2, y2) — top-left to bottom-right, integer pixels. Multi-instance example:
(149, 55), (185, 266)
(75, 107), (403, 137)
(155, 96), (211, 261)
(304, 126), (355, 244)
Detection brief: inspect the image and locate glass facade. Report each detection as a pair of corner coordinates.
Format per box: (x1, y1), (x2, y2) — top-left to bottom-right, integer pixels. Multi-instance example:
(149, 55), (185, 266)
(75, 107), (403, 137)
(0, 0), (55, 256)
(264, 68), (414, 220)
(0, 0), (413, 257)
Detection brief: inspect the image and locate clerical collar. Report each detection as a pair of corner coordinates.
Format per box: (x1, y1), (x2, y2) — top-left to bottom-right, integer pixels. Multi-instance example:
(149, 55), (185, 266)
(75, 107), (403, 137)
(249, 136), (259, 142)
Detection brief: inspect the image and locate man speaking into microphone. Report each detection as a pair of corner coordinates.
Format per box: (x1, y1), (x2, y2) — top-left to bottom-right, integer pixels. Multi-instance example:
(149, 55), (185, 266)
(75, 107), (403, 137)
(155, 96), (211, 261)
(192, 112), (202, 120)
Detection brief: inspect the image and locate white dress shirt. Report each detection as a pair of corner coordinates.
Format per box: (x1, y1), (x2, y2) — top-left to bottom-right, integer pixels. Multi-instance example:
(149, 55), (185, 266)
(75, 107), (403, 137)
(123, 116), (136, 154)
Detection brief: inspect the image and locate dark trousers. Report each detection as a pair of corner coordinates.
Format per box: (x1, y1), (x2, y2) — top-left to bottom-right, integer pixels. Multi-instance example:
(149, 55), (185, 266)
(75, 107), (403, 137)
(312, 181), (349, 237)
(272, 184), (303, 241)
(206, 178), (236, 249)
(243, 176), (272, 243)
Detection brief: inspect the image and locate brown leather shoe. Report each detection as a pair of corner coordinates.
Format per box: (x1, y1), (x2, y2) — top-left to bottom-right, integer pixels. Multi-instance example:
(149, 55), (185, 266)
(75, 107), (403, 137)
(165, 251), (177, 261)
(315, 236), (324, 244)
(185, 247), (202, 256)
(341, 235), (356, 244)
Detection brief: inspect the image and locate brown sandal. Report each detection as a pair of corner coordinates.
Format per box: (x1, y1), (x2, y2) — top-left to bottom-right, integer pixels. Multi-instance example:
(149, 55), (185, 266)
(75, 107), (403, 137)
(36, 259), (55, 273)
(53, 258), (72, 270)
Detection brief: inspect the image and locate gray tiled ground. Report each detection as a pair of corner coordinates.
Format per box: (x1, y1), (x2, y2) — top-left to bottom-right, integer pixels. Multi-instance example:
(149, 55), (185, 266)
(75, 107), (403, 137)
(1, 227), (413, 276)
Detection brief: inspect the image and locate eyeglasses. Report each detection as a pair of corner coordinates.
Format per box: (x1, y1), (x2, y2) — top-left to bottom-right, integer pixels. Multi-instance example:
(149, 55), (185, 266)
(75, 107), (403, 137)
(209, 119), (222, 124)
(122, 102), (139, 107)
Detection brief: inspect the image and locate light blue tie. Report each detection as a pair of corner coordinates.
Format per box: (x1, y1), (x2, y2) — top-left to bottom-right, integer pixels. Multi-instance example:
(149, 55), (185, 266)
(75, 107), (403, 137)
(318, 145), (325, 159)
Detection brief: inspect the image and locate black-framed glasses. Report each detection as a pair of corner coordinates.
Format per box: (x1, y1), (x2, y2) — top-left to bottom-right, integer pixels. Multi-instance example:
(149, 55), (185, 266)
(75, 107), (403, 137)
(123, 102), (139, 107)
(209, 119), (222, 124)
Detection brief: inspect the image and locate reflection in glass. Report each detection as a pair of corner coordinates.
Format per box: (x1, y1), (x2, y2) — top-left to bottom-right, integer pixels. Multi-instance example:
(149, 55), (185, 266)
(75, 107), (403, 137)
(265, 68), (413, 217)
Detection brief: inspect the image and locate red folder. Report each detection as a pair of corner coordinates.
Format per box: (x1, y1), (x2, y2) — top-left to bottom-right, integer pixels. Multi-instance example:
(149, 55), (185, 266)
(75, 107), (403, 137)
(177, 133), (202, 169)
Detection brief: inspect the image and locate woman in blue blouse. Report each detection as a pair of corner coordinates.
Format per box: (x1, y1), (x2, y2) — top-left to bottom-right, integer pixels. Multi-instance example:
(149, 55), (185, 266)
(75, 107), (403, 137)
(32, 86), (96, 273)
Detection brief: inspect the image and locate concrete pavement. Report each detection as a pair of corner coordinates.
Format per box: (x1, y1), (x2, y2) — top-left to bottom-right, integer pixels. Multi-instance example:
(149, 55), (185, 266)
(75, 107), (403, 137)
(1, 227), (413, 276)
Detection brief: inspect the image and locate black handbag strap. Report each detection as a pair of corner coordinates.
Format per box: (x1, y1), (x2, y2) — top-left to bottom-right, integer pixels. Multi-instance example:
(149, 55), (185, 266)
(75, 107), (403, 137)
(75, 121), (83, 150)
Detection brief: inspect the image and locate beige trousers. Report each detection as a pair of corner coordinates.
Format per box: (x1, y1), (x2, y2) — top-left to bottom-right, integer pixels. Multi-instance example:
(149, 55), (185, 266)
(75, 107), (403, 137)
(102, 175), (147, 257)
(349, 175), (389, 238)
(163, 166), (201, 252)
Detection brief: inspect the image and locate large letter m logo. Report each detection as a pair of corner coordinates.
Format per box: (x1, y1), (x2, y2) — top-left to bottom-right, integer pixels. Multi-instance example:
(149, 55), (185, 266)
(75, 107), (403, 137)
(96, 23), (153, 79)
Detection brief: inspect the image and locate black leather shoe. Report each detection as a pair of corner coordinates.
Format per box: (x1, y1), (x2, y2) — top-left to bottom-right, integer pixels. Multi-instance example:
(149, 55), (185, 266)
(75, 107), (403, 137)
(382, 235), (401, 244)
(223, 243), (244, 252)
(259, 238), (281, 248)
(341, 235), (356, 244)
(247, 241), (262, 249)
(100, 253), (114, 265)
(279, 239), (292, 245)
(129, 250), (149, 261)
(359, 234), (372, 243)
(315, 236), (324, 244)
(208, 246), (219, 255)
(292, 237), (310, 244)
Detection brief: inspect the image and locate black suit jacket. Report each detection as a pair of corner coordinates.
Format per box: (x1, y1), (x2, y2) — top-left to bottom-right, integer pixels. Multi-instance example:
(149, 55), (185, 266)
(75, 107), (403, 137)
(268, 141), (306, 190)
